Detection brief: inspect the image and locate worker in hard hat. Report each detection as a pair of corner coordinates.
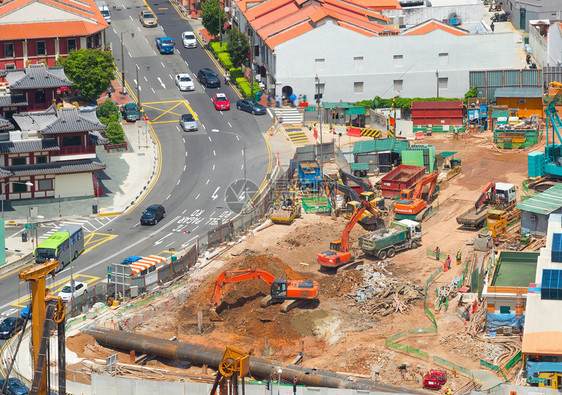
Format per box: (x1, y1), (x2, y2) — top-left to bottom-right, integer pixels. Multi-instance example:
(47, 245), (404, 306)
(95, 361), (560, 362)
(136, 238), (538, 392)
(434, 245), (440, 261)
(445, 386), (452, 395)
(456, 248), (462, 266)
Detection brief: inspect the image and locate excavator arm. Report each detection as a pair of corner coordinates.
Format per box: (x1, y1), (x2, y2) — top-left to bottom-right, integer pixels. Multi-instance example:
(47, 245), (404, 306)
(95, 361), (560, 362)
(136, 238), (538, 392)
(339, 169), (373, 193)
(412, 172), (439, 200)
(340, 200), (372, 252)
(210, 269), (278, 307)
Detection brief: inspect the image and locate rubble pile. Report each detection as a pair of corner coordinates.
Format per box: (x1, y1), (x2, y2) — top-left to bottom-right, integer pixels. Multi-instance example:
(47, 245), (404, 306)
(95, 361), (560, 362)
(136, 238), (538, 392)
(438, 333), (503, 362)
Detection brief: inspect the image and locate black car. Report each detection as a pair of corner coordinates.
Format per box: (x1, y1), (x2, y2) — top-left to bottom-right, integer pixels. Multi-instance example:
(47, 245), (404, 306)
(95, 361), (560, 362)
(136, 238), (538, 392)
(0, 377), (29, 395)
(236, 99), (267, 115)
(140, 204), (165, 225)
(197, 68), (220, 88)
(0, 317), (24, 339)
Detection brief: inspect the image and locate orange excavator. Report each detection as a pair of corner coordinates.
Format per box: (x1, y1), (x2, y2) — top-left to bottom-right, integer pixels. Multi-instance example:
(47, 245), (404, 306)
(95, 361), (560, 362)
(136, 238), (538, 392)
(317, 199), (386, 270)
(393, 172), (439, 221)
(209, 269), (319, 320)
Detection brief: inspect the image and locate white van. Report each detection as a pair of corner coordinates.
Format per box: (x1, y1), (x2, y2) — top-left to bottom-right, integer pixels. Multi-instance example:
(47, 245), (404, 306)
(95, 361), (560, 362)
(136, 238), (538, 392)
(95, 0), (111, 24)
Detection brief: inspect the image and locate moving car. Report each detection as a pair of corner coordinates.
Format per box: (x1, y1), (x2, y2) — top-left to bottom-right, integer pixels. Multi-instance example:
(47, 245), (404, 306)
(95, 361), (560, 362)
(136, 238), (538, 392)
(0, 378), (29, 395)
(139, 11), (157, 27)
(175, 74), (195, 91)
(236, 99), (267, 115)
(179, 113), (198, 132)
(0, 317), (24, 339)
(121, 103), (140, 122)
(212, 93), (230, 111)
(140, 204), (166, 225)
(181, 31), (197, 48)
(197, 68), (220, 88)
(58, 282), (88, 302)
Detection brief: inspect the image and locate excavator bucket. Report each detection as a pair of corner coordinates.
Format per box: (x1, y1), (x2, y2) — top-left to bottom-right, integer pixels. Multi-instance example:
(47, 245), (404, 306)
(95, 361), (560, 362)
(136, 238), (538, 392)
(209, 307), (223, 322)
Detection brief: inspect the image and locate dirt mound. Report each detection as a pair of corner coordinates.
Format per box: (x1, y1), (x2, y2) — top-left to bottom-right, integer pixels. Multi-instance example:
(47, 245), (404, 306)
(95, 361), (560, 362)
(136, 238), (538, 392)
(318, 270), (363, 298)
(67, 333), (128, 362)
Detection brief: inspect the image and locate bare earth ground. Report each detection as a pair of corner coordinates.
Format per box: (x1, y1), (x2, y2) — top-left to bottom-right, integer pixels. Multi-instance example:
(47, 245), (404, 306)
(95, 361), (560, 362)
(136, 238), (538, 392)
(69, 130), (537, 391)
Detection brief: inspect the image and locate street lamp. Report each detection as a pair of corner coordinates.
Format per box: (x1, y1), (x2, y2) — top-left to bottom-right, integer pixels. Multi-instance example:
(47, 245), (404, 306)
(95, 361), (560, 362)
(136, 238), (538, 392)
(120, 31), (127, 95)
(1, 181), (33, 219)
(211, 130), (247, 204)
(277, 368), (282, 394)
(315, 74), (324, 190)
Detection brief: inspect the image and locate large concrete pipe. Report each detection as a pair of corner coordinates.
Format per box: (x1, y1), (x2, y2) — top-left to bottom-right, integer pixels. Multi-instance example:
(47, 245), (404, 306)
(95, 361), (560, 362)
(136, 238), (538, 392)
(83, 327), (424, 394)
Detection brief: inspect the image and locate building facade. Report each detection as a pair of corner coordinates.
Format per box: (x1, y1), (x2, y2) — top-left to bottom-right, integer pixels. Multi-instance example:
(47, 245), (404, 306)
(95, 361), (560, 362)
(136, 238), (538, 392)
(0, 0), (108, 70)
(502, 0), (562, 31)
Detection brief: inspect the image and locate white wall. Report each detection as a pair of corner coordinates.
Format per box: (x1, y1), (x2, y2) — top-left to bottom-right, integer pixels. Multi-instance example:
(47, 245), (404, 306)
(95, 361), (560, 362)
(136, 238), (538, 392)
(54, 173), (93, 198)
(547, 23), (562, 66)
(274, 20), (516, 101)
(382, 4), (483, 27)
(529, 24), (548, 67)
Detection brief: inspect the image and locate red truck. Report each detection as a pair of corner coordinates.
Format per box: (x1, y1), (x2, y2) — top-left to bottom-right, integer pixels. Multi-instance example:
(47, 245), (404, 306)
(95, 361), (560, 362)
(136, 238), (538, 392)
(423, 370), (447, 390)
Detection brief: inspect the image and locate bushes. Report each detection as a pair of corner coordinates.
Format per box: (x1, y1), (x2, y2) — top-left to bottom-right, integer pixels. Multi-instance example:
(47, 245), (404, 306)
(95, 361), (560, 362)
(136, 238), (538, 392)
(105, 121), (125, 144)
(217, 52), (233, 69)
(209, 41), (227, 53)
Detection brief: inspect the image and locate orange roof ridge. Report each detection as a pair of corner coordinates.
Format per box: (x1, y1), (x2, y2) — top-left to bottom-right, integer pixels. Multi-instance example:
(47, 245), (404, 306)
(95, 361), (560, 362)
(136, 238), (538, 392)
(321, 0), (389, 22)
(244, 0), (296, 21)
(402, 19), (468, 36)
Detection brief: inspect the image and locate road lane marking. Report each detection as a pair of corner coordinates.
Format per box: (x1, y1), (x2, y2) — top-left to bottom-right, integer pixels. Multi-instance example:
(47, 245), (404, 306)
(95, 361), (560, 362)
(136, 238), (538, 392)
(152, 87), (155, 93)
(154, 232), (173, 246)
(185, 152), (187, 156)
(127, 51), (132, 57)
(83, 233), (118, 254)
(185, 61), (189, 67)
(206, 179), (209, 185)
(161, 61), (165, 68)
(212, 164), (215, 171)
(195, 194), (200, 199)
(213, 150), (216, 156)
(177, 179), (181, 185)
(129, 14), (132, 20)
(228, 122), (232, 127)
(182, 209), (187, 214)
(183, 165), (186, 171)
(137, 26), (141, 32)
(208, 136), (212, 142)
(211, 187), (220, 200)
(267, 108), (273, 118)
(166, 194), (171, 200)
(157, 77), (166, 89)
(236, 135), (239, 141)
(202, 124), (206, 130)
(144, 76), (148, 82)
(169, 74), (173, 80)
(176, 125), (181, 132)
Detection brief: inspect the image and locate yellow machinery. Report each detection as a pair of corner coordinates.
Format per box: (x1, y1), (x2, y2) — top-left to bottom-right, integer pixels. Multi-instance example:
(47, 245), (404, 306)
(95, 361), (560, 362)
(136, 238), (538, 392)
(538, 372), (562, 389)
(270, 196), (301, 225)
(487, 210), (507, 238)
(210, 346), (250, 395)
(345, 192), (387, 231)
(18, 260), (66, 395)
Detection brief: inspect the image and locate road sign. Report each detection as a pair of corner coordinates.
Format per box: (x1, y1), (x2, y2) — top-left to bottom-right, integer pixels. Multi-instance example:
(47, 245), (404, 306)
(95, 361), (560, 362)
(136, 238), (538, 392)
(293, 375), (297, 383)
(24, 223), (36, 230)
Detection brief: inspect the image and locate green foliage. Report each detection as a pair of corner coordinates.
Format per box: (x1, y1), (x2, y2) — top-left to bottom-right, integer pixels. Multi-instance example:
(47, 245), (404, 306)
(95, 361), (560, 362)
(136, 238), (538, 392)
(105, 121), (125, 144)
(227, 28), (250, 68)
(97, 100), (119, 125)
(236, 78), (260, 99)
(464, 86), (478, 102)
(209, 40), (227, 53)
(201, 0), (227, 37)
(217, 52), (233, 69)
(60, 49), (115, 101)
(368, 95), (461, 111)
(229, 68), (243, 80)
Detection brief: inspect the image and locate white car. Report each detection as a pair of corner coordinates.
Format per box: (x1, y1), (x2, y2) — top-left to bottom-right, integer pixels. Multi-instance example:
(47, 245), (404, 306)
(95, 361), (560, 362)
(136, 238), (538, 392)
(58, 281), (88, 302)
(182, 31), (197, 48)
(175, 74), (195, 91)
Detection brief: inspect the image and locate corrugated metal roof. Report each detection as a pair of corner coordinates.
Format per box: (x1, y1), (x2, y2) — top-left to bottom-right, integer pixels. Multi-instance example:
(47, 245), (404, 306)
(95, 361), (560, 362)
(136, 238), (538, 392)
(5, 64), (73, 90)
(516, 184), (562, 215)
(4, 159), (106, 177)
(495, 87), (543, 98)
(0, 117), (13, 131)
(0, 139), (59, 154)
(353, 138), (395, 154)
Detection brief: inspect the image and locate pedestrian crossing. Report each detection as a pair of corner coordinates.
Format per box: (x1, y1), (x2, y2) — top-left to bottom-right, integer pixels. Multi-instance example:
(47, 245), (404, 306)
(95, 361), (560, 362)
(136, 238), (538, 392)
(285, 127), (309, 146)
(274, 107), (303, 125)
(38, 217), (116, 240)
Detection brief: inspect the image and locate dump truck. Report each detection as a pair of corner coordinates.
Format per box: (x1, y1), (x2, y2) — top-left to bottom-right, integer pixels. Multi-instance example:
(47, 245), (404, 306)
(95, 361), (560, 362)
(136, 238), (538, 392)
(358, 219), (421, 260)
(155, 37), (174, 54)
(456, 182), (516, 229)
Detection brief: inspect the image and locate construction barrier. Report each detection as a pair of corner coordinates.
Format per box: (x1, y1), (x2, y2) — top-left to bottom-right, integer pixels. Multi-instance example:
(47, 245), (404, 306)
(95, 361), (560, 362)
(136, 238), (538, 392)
(386, 340), (429, 359)
(433, 356), (473, 376)
(301, 196), (331, 213)
(480, 360), (508, 382)
(505, 351), (522, 371)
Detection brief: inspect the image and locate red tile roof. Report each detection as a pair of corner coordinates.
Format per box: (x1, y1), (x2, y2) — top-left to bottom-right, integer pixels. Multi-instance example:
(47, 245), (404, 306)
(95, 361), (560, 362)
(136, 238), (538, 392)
(0, 0), (108, 40)
(341, 0), (401, 11)
(402, 19), (468, 36)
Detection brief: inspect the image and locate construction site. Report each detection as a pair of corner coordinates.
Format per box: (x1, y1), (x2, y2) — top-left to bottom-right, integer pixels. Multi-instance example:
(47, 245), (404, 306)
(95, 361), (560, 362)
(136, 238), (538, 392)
(6, 94), (562, 395)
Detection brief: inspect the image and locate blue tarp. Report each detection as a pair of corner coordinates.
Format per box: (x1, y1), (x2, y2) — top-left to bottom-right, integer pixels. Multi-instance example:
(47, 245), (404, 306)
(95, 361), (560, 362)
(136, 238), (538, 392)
(527, 361), (562, 380)
(486, 313), (524, 331)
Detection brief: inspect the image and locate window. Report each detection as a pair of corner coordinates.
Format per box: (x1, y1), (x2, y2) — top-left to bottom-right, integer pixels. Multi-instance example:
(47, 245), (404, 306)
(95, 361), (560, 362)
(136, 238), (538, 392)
(38, 179), (53, 191)
(67, 39), (76, 52)
(12, 158), (26, 166)
(393, 55), (403, 67)
(500, 306), (511, 314)
(4, 43), (14, 58)
(315, 58), (325, 72)
(438, 77), (448, 89)
(354, 56), (364, 70)
(13, 183), (27, 193)
(36, 156), (47, 164)
(94, 33), (100, 47)
(439, 53), (449, 66)
(5, 64), (15, 70)
(86, 36), (93, 49)
(62, 135), (82, 147)
(35, 91), (46, 103)
(393, 79), (403, 92)
(354, 82), (364, 94)
(36, 41), (46, 56)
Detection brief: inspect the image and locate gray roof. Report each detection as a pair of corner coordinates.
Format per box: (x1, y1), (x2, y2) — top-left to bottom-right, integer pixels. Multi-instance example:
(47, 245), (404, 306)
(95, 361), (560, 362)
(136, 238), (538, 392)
(0, 168), (11, 178)
(495, 87), (543, 98)
(0, 117), (13, 132)
(5, 64), (73, 90)
(0, 139), (59, 154)
(4, 159), (106, 177)
(0, 94), (28, 108)
(516, 183), (562, 215)
(13, 106), (105, 134)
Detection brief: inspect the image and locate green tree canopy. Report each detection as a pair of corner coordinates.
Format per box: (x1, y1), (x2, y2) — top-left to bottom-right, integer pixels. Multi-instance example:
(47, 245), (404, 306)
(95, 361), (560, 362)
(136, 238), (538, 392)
(96, 99), (119, 125)
(105, 121), (125, 144)
(61, 49), (115, 101)
(201, 0), (227, 37)
(227, 28), (250, 68)
(464, 86), (478, 103)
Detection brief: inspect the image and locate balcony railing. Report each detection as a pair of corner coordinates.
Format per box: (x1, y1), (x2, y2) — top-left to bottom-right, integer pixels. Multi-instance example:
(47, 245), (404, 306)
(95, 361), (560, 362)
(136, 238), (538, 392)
(58, 145), (96, 156)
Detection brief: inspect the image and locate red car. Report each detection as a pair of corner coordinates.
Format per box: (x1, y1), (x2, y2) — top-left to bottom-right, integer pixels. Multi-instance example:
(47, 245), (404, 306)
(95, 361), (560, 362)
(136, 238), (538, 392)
(212, 93), (230, 111)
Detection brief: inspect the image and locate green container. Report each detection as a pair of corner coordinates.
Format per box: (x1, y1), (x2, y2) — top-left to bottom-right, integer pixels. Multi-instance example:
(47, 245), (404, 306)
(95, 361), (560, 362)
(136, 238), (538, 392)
(171, 255), (177, 262)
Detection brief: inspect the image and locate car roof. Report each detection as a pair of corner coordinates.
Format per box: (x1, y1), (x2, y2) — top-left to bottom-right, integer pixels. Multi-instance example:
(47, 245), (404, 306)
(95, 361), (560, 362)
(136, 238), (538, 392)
(183, 31), (194, 36)
(176, 73), (191, 78)
(201, 68), (215, 75)
(147, 204), (162, 209)
(182, 113), (194, 118)
(215, 93), (227, 99)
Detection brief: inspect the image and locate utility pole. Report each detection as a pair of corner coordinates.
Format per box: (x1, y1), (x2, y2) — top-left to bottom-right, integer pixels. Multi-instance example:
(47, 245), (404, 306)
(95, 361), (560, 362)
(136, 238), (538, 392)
(248, 28), (254, 100)
(136, 64), (141, 109)
(436, 69), (439, 98)
(219, 3), (222, 45)
(121, 31), (127, 95)
(315, 75), (323, 190)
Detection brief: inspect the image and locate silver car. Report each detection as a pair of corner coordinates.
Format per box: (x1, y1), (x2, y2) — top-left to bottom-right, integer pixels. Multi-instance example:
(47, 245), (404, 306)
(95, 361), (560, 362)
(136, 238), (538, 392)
(182, 31), (197, 48)
(175, 74), (195, 91)
(180, 113), (198, 131)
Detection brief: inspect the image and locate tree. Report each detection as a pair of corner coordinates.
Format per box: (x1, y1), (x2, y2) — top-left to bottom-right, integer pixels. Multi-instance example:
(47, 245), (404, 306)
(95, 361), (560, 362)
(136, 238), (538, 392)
(201, 0), (227, 37)
(227, 28), (250, 68)
(105, 121), (125, 144)
(61, 49), (115, 101)
(96, 99), (119, 125)
(464, 86), (478, 102)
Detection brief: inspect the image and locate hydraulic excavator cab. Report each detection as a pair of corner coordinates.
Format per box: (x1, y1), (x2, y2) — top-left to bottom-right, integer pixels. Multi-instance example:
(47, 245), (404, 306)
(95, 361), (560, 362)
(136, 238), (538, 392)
(360, 191), (375, 201)
(400, 189), (414, 201)
(330, 240), (342, 251)
(271, 279), (288, 298)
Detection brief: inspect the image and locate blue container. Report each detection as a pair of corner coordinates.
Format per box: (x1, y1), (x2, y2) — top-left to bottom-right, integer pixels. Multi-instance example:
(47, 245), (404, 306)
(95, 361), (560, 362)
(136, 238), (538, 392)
(552, 233), (562, 263)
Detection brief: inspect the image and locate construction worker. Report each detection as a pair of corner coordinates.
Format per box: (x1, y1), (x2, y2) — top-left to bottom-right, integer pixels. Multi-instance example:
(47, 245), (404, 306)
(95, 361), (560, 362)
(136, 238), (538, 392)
(445, 255), (451, 270)
(434, 245), (440, 261)
(445, 386), (452, 395)
(456, 248), (462, 266)
(452, 368), (457, 378)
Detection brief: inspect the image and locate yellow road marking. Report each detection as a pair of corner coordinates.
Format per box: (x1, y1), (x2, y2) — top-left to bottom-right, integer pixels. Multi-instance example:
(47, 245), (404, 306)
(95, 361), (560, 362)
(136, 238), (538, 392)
(0, 263), (33, 280)
(83, 233), (118, 254)
(158, 7), (168, 9)
(143, 100), (199, 120)
(150, 101), (184, 122)
(13, 275), (101, 307)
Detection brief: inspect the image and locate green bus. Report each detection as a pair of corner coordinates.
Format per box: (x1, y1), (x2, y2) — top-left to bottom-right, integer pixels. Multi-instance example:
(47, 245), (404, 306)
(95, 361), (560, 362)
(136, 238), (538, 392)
(34, 225), (84, 271)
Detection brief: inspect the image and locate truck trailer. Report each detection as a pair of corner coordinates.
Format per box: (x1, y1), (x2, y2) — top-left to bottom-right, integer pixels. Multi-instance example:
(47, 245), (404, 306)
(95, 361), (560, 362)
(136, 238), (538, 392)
(358, 220), (422, 260)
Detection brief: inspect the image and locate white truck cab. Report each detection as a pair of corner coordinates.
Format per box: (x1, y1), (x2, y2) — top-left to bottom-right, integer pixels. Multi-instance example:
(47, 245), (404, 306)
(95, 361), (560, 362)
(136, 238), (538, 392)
(95, 0), (111, 24)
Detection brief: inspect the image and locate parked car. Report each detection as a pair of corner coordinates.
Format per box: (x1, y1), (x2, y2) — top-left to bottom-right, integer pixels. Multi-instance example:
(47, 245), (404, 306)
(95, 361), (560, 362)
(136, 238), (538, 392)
(0, 378), (29, 395)
(140, 204), (166, 225)
(58, 282), (88, 303)
(179, 113), (198, 132)
(212, 93), (230, 111)
(181, 31), (197, 48)
(197, 68), (220, 88)
(236, 99), (267, 115)
(139, 10), (157, 27)
(175, 74), (195, 91)
(121, 103), (140, 122)
(0, 317), (24, 339)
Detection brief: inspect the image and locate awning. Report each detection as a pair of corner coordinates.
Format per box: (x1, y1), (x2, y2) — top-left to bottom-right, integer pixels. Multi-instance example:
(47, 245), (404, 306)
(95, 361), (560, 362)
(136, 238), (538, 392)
(351, 163), (369, 171)
(346, 107), (366, 116)
(439, 151), (457, 158)
(130, 255), (166, 275)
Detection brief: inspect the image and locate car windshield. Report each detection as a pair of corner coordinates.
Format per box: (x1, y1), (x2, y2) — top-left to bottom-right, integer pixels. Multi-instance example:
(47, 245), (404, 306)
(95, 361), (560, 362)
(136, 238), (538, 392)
(145, 13), (155, 18)
(216, 96), (228, 102)
(145, 207), (156, 215)
(184, 33), (195, 39)
(180, 77), (191, 82)
(125, 105), (137, 113)
(182, 114), (195, 122)
(0, 319), (14, 330)
(61, 286), (72, 293)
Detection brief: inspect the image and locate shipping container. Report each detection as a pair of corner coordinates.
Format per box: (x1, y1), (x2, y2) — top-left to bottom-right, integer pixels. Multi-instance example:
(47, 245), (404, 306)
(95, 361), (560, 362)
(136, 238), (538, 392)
(380, 165), (425, 198)
(411, 101), (463, 126)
